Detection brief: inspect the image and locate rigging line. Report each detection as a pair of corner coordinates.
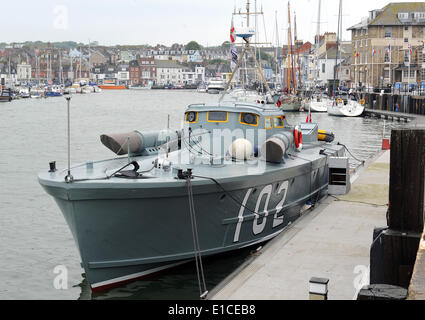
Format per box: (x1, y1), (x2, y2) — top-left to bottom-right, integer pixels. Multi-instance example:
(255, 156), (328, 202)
(186, 178), (208, 299)
(192, 174), (260, 216)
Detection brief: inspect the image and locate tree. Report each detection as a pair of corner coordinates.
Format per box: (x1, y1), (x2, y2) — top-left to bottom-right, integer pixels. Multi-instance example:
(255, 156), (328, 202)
(185, 41), (202, 51)
(221, 41), (231, 49)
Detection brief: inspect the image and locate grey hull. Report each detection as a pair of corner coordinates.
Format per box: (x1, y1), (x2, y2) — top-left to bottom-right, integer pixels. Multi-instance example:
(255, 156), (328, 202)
(40, 146), (343, 290)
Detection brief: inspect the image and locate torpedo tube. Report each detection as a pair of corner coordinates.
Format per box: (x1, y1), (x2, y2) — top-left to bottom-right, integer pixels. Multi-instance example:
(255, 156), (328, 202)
(100, 130), (180, 155)
(260, 132), (294, 163)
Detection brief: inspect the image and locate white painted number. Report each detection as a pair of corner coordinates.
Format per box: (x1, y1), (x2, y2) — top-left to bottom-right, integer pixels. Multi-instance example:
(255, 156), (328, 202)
(252, 185), (273, 235)
(233, 181), (289, 243)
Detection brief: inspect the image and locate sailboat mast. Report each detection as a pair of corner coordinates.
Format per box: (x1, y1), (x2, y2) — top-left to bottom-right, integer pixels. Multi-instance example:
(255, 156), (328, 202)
(287, 2), (291, 93)
(315, 0), (321, 84)
(59, 51), (62, 85)
(294, 11), (300, 92)
(333, 0), (342, 96)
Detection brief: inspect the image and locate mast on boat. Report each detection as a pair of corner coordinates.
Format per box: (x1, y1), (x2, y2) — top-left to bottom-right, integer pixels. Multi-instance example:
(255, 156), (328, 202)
(333, 0), (342, 98)
(219, 0), (273, 102)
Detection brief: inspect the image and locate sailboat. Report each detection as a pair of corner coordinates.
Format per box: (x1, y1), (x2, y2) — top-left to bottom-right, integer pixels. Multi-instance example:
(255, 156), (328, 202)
(327, 0), (364, 117)
(224, 1), (270, 104)
(307, 0), (330, 113)
(276, 2), (301, 112)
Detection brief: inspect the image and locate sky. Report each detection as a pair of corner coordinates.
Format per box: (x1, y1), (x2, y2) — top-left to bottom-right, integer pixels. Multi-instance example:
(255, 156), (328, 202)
(2, 0), (418, 47)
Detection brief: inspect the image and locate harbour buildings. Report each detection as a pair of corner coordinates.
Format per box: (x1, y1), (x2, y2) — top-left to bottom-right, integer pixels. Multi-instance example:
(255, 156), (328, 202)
(348, 2), (425, 88)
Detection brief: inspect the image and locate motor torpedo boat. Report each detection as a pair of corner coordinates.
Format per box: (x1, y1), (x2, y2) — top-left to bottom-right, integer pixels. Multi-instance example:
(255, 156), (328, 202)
(38, 99), (344, 293)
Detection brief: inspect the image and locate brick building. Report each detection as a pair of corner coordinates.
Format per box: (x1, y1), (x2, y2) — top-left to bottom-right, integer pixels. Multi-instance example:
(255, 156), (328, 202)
(129, 57), (156, 86)
(348, 2), (425, 88)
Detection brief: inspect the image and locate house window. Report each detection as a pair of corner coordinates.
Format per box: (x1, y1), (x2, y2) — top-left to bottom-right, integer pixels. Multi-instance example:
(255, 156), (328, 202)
(398, 13), (409, 20)
(405, 26), (409, 31)
(422, 71), (425, 81)
(405, 50), (410, 62)
(384, 70), (390, 79)
(385, 27), (392, 38)
(404, 38), (409, 43)
(322, 63), (325, 73)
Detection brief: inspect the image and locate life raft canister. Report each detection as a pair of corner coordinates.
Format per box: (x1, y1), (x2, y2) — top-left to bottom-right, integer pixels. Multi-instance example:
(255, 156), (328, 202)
(294, 125), (303, 152)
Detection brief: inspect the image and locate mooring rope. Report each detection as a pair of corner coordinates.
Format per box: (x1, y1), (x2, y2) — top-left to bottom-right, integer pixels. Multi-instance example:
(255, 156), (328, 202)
(186, 178), (208, 299)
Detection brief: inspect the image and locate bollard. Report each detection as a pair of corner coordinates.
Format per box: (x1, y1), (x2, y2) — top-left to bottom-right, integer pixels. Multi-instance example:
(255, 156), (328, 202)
(309, 277), (329, 300)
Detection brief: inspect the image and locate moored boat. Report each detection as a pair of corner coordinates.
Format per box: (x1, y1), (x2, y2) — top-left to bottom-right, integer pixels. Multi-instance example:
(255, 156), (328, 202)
(0, 87), (12, 102)
(327, 93), (365, 117)
(99, 80), (126, 90)
(39, 97), (345, 292)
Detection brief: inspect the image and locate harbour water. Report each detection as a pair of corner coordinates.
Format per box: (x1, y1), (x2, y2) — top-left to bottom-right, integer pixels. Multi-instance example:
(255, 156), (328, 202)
(0, 90), (407, 300)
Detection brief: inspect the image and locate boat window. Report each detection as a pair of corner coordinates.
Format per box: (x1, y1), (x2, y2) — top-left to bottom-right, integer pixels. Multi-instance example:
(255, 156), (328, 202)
(239, 113), (259, 126)
(264, 117), (273, 129)
(207, 111), (228, 123)
(185, 111), (198, 123)
(274, 116), (284, 128)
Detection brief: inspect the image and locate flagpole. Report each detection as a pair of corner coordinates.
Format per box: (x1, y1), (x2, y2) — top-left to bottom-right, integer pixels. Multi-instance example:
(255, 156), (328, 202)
(389, 44), (392, 88)
(371, 50), (373, 92)
(408, 44), (411, 93)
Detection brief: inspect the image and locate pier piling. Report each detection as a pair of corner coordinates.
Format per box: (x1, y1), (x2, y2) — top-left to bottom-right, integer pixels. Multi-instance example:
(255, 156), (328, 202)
(368, 129), (425, 293)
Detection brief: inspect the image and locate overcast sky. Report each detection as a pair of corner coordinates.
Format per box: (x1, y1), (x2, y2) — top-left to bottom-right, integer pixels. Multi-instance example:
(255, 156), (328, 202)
(3, 0), (416, 46)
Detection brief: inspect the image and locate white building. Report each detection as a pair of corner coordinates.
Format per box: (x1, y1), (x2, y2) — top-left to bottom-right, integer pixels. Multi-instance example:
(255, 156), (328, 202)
(156, 60), (186, 85)
(17, 63), (32, 82)
(195, 65), (205, 83)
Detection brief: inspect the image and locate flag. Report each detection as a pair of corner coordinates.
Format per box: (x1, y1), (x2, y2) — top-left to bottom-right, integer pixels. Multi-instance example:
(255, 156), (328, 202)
(276, 99), (282, 108)
(230, 45), (238, 70)
(408, 43), (412, 55)
(387, 44), (391, 55)
(372, 49), (376, 57)
(230, 17), (236, 43)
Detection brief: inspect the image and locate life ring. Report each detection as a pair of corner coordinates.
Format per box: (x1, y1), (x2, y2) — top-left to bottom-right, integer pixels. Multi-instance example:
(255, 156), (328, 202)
(336, 98), (343, 104)
(294, 126), (303, 152)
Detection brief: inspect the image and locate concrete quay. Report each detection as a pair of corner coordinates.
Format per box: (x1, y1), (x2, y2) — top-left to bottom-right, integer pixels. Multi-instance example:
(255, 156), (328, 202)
(210, 151), (391, 300)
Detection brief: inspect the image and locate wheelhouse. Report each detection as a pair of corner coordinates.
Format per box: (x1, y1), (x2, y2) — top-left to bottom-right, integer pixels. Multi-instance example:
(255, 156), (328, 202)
(184, 102), (289, 138)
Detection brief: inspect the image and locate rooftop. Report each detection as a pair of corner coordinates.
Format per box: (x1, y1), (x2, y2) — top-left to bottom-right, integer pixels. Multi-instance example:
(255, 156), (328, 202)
(348, 2), (425, 30)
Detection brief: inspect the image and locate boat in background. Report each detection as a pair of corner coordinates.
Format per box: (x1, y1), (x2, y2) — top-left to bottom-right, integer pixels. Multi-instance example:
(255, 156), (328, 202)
(19, 87), (31, 99)
(207, 78), (225, 94)
(327, 93), (365, 117)
(308, 93), (329, 112)
(226, 88), (268, 104)
(45, 85), (63, 97)
(327, 0), (364, 118)
(99, 80), (126, 90)
(129, 85), (151, 90)
(0, 86), (12, 102)
(197, 83), (207, 93)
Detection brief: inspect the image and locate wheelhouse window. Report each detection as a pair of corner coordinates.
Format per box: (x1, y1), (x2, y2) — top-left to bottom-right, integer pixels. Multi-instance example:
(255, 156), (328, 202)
(207, 111), (228, 123)
(274, 116), (284, 128)
(240, 113), (259, 126)
(185, 111), (198, 123)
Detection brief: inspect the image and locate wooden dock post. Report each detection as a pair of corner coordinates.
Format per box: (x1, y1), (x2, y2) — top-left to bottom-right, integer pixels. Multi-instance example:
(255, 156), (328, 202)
(388, 129), (425, 233)
(369, 129), (425, 291)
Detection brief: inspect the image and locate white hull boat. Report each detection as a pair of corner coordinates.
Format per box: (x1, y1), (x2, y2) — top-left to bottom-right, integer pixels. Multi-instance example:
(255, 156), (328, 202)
(327, 99), (364, 117)
(308, 95), (329, 113)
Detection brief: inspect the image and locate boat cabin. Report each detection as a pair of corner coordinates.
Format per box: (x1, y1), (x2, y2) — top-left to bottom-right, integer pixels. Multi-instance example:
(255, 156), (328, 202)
(184, 102), (289, 139)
